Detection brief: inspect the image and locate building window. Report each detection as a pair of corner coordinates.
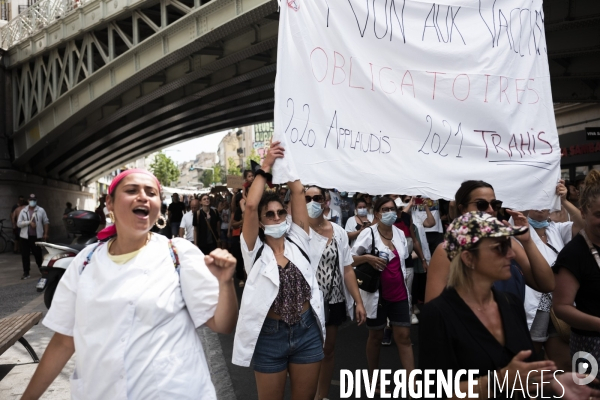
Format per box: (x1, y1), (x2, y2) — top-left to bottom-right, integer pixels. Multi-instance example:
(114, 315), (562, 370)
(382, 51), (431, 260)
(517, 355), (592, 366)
(576, 166), (589, 177)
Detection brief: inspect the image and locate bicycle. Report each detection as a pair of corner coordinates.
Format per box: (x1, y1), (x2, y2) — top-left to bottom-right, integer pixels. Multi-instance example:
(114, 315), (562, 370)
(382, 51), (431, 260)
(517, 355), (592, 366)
(0, 219), (16, 253)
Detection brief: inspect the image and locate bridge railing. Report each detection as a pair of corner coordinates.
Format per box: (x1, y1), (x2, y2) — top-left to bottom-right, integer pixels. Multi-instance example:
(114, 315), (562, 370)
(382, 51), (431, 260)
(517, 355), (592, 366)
(0, 0), (89, 50)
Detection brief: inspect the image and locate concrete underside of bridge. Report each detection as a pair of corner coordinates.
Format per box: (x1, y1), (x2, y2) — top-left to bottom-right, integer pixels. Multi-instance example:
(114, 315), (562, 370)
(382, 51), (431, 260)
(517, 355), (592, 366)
(0, 0), (599, 226)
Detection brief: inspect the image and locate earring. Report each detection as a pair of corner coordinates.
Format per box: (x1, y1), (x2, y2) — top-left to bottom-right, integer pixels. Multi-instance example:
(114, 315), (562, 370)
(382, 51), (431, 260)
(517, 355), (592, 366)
(108, 211), (115, 223)
(155, 215), (167, 229)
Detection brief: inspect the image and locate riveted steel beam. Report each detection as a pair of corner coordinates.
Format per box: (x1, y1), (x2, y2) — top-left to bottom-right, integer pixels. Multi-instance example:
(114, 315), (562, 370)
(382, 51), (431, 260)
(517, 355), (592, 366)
(11, 0), (277, 167)
(77, 106), (273, 182)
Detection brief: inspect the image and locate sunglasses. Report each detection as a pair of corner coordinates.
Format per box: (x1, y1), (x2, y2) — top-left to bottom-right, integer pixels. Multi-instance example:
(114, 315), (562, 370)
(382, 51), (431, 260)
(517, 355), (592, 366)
(469, 199), (503, 212)
(380, 207), (397, 213)
(471, 238), (512, 257)
(305, 195), (324, 203)
(263, 209), (288, 220)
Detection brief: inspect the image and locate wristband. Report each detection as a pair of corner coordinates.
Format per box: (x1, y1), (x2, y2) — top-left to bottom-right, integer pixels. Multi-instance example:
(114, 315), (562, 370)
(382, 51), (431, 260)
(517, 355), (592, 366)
(254, 168), (273, 182)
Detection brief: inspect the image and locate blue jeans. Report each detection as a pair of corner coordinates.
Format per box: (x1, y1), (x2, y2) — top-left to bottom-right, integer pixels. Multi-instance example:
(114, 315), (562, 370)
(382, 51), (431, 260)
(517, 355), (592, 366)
(252, 308), (324, 373)
(171, 222), (180, 238)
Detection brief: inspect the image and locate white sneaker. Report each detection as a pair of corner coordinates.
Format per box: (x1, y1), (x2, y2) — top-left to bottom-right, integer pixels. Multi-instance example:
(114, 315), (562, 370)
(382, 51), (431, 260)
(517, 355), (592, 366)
(411, 314), (419, 325)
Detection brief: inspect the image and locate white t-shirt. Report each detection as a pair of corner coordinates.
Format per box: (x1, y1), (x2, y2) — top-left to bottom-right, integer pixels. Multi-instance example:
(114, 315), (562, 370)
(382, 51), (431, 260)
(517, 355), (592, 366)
(43, 235), (219, 400)
(179, 211), (194, 242)
(523, 221), (573, 328)
(412, 202), (443, 233)
(344, 214), (375, 246)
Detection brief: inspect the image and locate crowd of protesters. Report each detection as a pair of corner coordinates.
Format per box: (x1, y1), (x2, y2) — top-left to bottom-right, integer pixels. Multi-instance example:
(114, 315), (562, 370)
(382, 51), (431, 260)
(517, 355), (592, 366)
(21, 142), (600, 400)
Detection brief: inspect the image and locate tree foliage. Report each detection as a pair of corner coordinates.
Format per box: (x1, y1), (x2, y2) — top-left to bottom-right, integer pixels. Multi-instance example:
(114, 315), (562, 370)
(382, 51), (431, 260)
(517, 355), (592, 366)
(227, 157), (242, 176)
(213, 164), (224, 184)
(149, 151), (180, 187)
(245, 148), (262, 169)
(200, 169), (214, 188)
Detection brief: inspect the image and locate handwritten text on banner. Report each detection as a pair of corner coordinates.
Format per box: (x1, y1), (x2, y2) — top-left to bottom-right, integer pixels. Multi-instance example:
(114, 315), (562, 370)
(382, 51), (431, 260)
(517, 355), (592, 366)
(272, 0), (560, 210)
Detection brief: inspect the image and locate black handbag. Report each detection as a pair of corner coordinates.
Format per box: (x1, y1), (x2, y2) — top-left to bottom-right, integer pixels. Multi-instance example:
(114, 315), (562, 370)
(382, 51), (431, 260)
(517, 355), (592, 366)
(354, 227), (381, 293)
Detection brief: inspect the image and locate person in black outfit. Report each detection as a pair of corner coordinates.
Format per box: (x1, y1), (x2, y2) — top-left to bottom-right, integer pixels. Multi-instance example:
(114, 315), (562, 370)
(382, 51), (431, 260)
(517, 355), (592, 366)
(420, 211), (596, 399)
(194, 194), (221, 255)
(167, 193), (186, 238)
(554, 170), (600, 387)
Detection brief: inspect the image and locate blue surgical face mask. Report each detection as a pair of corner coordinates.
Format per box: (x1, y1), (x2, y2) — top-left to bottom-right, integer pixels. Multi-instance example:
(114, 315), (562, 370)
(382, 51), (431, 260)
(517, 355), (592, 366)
(357, 208), (368, 217)
(527, 217), (549, 229)
(29, 200), (37, 207)
(380, 211), (397, 226)
(307, 201), (323, 218)
(263, 220), (288, 239)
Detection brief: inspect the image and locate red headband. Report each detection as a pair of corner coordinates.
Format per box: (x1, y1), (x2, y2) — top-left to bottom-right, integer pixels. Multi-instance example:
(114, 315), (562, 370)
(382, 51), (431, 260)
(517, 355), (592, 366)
(97, 169), (161, 240)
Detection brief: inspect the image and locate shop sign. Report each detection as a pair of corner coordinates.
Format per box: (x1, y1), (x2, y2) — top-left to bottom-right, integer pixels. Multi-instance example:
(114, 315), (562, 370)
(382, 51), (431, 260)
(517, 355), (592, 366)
(586, 127), (600, 141)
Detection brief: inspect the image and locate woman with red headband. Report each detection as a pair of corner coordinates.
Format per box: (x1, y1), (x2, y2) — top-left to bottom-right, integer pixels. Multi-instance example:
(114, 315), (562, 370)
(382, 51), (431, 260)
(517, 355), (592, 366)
(21, 169), (239, 400)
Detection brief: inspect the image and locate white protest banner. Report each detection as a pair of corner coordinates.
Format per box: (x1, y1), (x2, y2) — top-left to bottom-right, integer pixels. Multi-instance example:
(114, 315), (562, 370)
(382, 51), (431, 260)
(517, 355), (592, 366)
(272, 0), (561, 211)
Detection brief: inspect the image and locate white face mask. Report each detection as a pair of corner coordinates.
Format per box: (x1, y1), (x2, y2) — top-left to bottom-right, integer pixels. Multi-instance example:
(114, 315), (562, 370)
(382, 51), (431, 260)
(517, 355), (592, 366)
(307, 201), (323, 218)
(380, 211), (397, 226)
(263, 220), (288, 239)
(29, 200), (37, 207)
(357, 208), (368, 217)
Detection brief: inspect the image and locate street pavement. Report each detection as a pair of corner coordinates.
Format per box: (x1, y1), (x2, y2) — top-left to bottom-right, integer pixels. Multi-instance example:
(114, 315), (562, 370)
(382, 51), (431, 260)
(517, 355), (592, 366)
(0, 249), (421, 399)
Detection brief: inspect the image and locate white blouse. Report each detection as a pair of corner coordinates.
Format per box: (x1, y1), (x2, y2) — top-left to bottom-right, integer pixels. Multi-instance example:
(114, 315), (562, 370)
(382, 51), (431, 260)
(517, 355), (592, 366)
(43, 234), (220, 400)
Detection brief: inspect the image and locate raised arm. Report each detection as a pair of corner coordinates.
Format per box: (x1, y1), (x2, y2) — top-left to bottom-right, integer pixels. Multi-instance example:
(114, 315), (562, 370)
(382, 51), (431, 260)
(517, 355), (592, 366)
(288, 179), (308, 234)
(509, 210), (555, 293)
(556, 179), (584, 237)
(242, 142), (284, 250)
(422, 202), (436, 228)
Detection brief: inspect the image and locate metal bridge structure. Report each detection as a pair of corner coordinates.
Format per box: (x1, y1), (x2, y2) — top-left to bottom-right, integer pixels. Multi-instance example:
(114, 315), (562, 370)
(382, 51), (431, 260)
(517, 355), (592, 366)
(0, 0), (599, 184)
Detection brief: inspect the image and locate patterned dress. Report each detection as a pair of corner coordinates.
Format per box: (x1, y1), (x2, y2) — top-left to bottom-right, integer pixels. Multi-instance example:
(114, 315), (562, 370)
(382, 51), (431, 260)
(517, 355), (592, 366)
(316, 239), (345, 304)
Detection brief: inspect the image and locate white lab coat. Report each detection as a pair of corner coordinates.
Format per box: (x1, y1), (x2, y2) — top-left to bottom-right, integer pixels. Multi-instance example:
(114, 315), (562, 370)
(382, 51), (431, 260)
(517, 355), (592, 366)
(232, 222), (325, 367)
(309, 223), (355, 320)
(351, 224), (409, 319)
(523, 221), (573, 328)
(43, 234), (219, 400)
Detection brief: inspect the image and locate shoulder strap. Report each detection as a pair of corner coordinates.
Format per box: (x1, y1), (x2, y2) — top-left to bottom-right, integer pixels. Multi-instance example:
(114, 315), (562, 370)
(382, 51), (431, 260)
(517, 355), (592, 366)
(253, 244), (265, 266)
(168, 240), (181, 270)
(252, 237), (311, 266)
(369, 227), (378, 256)
(545, 242), (559, 255)
(285, 236), (311, 263)
(580, 230), (600, 269)
(81, 243), (103, 274)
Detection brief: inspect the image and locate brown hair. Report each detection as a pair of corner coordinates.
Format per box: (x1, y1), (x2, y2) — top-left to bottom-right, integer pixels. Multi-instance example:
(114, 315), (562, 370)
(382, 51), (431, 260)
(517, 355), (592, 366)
(580, 170), (600, 213)
(454, 180), (494, 215)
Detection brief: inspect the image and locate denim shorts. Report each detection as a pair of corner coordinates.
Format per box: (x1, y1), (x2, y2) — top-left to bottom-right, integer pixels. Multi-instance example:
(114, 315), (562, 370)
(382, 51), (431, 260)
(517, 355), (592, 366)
(366, 298), (410, 330)
(252, 308), (324, 373)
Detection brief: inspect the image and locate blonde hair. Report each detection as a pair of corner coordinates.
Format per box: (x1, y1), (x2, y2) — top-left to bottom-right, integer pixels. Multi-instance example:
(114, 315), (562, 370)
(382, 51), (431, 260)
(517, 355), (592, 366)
(580, 170), (600, 213)
(447, 254), (473, 289)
